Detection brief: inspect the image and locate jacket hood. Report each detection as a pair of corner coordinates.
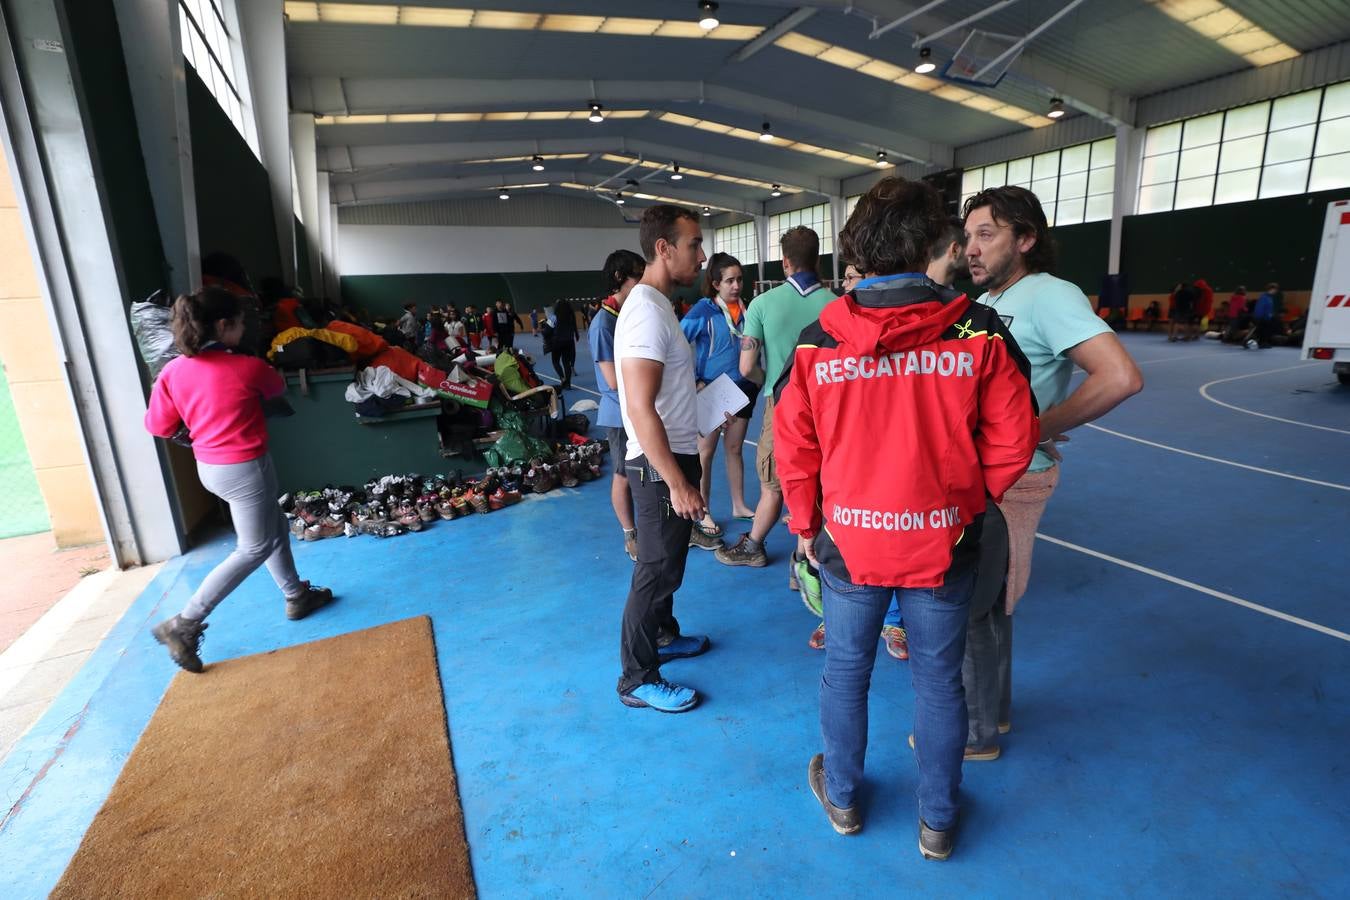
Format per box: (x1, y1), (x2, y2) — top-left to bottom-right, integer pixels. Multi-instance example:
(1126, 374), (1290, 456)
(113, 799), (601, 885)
(820, 275), (970, 354)
(683, 298), (721, 324)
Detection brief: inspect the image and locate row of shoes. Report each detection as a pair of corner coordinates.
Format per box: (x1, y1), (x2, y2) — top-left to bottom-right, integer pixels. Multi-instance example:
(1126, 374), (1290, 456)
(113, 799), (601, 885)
(279, 441), (610, 541)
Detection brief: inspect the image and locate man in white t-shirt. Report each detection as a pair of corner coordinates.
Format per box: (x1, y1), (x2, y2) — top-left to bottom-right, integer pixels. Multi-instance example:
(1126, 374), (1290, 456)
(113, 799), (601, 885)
(614, 204), (710, 714)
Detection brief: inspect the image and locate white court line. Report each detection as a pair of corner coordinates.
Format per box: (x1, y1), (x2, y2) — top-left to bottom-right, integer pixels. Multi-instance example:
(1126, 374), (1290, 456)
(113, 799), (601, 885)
(1198, 362), (1350, 435)
(537, 373), (602, 398)
(1084, 423), (1350, 491)
(1036, 533), (1350, 643)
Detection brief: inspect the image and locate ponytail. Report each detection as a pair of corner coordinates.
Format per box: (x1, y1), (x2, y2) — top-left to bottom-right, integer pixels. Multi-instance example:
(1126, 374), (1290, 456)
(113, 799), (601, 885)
(701, 252), (742, 299)
(171, 286), (241, 356)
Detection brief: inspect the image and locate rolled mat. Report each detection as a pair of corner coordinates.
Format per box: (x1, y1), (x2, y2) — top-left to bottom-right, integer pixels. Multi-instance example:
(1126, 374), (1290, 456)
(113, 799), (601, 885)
(51, 615), (474, 898)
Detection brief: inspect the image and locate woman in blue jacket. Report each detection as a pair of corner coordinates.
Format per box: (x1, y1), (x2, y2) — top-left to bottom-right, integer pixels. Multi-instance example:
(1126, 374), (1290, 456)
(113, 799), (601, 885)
(680, 253), (761, 541)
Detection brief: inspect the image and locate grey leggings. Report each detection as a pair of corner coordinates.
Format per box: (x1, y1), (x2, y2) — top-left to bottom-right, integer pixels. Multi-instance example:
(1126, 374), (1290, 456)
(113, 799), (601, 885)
(181, 454), (304, 621)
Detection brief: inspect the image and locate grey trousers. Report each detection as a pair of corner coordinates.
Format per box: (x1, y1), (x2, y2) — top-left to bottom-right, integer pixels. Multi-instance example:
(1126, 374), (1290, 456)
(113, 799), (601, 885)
(962, 504), (1012, 751)
(181, 454), (304, 622)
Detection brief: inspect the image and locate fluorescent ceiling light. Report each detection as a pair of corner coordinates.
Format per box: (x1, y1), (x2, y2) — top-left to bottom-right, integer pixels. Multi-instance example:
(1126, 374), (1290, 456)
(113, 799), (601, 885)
(1151, 0), (1299, 67)
(314, 110), (649, 125)
(461, 153), (587, 164)
(598, 154), (798, 195)
(773, 34), (1049, 128)
(283, 4), (764, 41)
(657, 112), (880, 166)
(557, 182), (735, 213)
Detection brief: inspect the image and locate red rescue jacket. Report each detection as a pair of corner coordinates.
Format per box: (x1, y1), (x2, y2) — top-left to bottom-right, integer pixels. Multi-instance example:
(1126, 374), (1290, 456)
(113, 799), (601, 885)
(774, 275), (1038, 587)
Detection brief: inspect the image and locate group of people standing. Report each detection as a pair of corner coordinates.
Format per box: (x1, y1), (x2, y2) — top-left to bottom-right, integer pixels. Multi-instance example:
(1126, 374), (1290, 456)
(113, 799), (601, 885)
(396, 298), (526, 354)
(600, 180), (1142, 859)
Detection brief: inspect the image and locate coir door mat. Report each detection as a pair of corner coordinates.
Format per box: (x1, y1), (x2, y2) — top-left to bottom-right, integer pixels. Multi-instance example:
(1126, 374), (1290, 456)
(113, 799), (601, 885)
(51, 616), (474, 898)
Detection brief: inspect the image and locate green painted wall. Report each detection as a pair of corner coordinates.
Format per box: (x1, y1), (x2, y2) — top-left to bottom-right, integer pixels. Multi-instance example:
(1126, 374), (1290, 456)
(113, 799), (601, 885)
(62, 0), (167, 305)
(1121, 187), (1343, 293)
(185, 69), (283, 285)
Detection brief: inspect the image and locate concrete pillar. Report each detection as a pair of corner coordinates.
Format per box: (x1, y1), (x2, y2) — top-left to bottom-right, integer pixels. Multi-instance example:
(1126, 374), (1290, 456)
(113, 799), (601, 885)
(1109, 124), (1145, 275)
(238, 0), (296, 285)
(289, 114), (322, 295)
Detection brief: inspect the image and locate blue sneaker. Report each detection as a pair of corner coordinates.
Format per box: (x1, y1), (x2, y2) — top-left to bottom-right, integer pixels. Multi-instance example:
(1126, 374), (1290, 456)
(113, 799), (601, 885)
(657, 634), (711, 661)
(620, 679), (699, 713)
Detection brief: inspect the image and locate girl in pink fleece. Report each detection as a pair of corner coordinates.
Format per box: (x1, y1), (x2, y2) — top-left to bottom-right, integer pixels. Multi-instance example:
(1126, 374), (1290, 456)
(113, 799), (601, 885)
(144, 287), (334, 673)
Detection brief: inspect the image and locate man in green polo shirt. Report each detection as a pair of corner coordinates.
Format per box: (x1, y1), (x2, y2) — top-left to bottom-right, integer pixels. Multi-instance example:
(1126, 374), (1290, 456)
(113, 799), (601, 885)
(716, 226), (835, 568)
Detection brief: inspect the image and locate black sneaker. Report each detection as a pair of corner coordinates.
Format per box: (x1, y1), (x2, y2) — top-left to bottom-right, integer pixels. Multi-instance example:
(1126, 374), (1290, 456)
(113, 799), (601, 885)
(151, 615), (208, 673)
(919, 819), (954, 860)
(808, 753), (861, 835)
(285, 582), (334, 620)
(715, 534), (768, 567)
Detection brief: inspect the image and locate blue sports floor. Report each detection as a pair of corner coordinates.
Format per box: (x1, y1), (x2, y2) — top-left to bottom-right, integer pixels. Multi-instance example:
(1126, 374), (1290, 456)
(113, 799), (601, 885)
(2, 331), (1348, 897)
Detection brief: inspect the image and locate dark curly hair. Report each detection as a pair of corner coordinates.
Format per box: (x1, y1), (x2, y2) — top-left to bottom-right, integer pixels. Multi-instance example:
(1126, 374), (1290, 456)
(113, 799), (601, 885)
(601, 248), (645, 294)
(837, 177), (946, 277)
(962, 185), (1057, 274)
(171, 286), (242, 357)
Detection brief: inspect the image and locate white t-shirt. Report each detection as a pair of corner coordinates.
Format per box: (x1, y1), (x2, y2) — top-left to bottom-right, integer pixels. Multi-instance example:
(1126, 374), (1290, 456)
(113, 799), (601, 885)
(614, 284), (699, 461)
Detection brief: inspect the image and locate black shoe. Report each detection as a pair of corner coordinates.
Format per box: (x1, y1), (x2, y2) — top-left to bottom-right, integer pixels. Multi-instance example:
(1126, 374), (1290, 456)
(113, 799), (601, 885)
(152, 615), (208, 673)
(285, 582), (334, 620)
(808, 753), (861, 835)
(919, 819), (954, 860)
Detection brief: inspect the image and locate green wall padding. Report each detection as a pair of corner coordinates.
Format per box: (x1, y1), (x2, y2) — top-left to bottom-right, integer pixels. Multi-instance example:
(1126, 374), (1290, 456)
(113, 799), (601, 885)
(342, 273), (512, 318)
(0, 366), (49, 539)
(185, 69), (282, 286)
(1122, 188), (1344, 293)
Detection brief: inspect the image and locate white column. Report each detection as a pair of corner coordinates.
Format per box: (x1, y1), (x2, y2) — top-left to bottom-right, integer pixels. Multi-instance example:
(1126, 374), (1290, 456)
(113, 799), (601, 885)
(755, 214), (771, 283)
(316, 171), (334, 298)
(1109, 123), (1144, 275)
(238, 0), (296, 285)
(110, 0), (200, 295)
(828, 194), (848, 286)
(289, 113), (322, 294)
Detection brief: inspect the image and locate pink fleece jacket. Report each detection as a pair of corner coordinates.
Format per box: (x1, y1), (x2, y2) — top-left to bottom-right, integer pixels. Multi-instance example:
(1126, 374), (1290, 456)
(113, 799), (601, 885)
(144, 350), (286, 464)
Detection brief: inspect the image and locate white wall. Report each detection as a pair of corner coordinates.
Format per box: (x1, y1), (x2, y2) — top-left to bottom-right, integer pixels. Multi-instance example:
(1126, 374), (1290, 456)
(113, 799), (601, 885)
(337, 224), (640, 275)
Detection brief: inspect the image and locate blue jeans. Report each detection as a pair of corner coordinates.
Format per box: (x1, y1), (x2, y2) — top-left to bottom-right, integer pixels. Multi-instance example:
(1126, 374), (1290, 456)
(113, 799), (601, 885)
(819, 564), (975, 831)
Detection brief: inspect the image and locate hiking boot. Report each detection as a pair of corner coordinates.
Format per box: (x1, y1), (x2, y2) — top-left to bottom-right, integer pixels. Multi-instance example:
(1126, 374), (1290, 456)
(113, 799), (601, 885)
(689, 522), (723, 551)
(285, 582), (334, 620)
(715, 534), (767, 567)
(657, 634), (710, 661)
(907, 733), (1000, 761)
(623, 530), (638, 561)
(619, 679), (698, 713)
(347, 518), (405, 538)
(558, 457), (579, 488)
(882, 625), (909, 660)
(152, 615), (208, 673)
(303, 516), (346, 541)
(808, 621), (826, 650)
(808, 753), (861, 835)
(919, 819), (954, 860)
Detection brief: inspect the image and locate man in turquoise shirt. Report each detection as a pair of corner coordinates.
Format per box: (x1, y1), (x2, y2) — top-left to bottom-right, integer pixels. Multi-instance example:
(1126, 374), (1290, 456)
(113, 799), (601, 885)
(960, 186), (1143, 755)
(716, 226), (835, 568)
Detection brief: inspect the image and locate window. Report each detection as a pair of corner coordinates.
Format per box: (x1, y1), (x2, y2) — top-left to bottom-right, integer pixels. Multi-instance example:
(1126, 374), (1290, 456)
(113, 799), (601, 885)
(714, 220), (757, 267)
(960, 136), (1116, 224)
(767, 202), (833, 256)
(179, 0), (259, 156)
(1136, 80), (1350, 212)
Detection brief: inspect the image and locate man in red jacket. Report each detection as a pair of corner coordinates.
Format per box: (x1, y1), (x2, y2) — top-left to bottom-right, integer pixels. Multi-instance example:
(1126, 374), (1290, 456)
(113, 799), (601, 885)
(775, 177), (1038, 858)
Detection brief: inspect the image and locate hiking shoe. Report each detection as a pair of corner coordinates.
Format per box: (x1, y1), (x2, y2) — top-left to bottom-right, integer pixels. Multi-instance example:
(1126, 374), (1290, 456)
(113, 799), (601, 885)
(808, 622), (826, 650)
(619, 679), (698, 713)
(907, 733), (1000, 761)
(716, 534), (767, 567)
(152, 615), (208, 673)
(919, 819), (954, 860)
(882, 625), (909, 660)
(623, 530), (638, 562)
(285, 583), (334, 620)
(689, 523), (723, 551)
(657, 634), (710, 661)
(808, 753), (861, 835)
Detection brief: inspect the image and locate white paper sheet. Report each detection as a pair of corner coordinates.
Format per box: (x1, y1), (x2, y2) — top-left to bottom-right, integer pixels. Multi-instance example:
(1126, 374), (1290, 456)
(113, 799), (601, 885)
(696, 373), (750, 436)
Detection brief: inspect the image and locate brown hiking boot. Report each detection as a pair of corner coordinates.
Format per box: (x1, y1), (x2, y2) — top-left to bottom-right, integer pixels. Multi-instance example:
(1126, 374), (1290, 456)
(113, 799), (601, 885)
(715, 534), (768, 567)
(152, 615), (208, 673)
(285, 582), (334, 621)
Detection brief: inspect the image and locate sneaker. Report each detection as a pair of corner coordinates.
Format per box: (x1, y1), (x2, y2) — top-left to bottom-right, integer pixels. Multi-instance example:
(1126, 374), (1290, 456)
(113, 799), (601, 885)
(151, 615), (208, 673)
(657, 634), (710, 661)
(919, 819), (954, 860)
(623, 530), (638, 561)
(881, 625), (909, 661)
(808, 753), (861, 835)
(689, 523), (723, 551)
(907, 733), (1000, 761)
(808, 622), (826, 650)
(619, 679), (698, 713)
(715, 534), (767, 567)
(797, 558), (822, 617)
(285, 582), (334, 620)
